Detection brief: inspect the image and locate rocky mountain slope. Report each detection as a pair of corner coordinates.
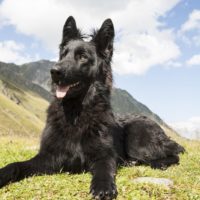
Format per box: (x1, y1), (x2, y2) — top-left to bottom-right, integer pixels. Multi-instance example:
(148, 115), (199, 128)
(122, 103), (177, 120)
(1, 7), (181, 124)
(0, 60), (169, 132)
(0, 61), (51, 101)
(19, 60), (167, 125)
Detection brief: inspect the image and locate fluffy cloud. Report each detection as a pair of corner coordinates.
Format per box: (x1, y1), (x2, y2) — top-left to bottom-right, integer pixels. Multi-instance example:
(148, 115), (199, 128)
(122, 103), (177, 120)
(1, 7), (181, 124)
(114, 31), (180, 74)
(170, 117), (200, 140)
(186, 54), (200, 66)
(179, 9), (200, 49)
(0, 0), (181, 74)
(181, 10), (200, 32)
(0, 40), (39, 64)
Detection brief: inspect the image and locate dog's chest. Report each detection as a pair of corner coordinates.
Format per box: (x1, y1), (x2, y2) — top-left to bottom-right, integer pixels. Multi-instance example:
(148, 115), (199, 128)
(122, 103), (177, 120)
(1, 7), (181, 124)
(54, 105), (101, 172)
(61, 115), (97, 171)
(63, 138), (86, 172)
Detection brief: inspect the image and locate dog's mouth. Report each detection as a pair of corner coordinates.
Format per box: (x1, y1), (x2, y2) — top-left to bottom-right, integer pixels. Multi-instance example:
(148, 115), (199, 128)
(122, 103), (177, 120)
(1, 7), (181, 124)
(56, 82), (80, 99)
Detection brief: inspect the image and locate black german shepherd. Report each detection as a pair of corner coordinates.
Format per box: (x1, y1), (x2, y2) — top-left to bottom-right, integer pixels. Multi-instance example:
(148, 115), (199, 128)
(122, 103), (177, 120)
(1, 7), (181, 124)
(0, 16), (184, 199)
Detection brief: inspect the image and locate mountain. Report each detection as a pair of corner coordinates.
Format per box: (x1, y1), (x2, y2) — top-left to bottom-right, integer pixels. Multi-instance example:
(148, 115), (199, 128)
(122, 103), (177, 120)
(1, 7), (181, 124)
(19, 60), (168, 126)
(0, 61), (52, 101)
(20, 60), (55, 91)
(0, 60), (170, 134)
(111, 88), (166, 126)
(170, 118), (200, 140)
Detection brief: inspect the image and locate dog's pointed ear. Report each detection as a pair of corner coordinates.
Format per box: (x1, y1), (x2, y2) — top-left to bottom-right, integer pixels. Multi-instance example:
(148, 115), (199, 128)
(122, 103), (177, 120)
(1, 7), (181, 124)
(60, 16), (80, 46)
(59, 16), (81, 59)
(92, 19), (115, 60)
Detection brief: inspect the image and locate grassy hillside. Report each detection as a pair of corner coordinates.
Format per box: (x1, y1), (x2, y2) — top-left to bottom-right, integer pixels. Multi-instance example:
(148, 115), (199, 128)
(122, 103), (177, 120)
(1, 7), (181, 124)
(0, 134), (199, 200)
(0, 80), (48, 136)
(0, 60), (172, 129)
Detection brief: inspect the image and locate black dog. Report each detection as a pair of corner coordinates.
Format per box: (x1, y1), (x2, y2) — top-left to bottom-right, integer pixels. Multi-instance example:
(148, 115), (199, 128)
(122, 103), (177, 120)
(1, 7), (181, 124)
(0, 16), (184, 200)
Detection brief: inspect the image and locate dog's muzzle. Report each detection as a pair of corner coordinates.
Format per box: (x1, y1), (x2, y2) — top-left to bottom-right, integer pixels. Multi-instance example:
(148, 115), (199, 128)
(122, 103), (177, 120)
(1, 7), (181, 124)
(50, 67), (63, 83)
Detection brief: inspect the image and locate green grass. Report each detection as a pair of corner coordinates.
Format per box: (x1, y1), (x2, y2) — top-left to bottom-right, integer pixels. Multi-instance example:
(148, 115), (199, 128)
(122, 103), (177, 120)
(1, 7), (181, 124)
(0, 135), (199, 200)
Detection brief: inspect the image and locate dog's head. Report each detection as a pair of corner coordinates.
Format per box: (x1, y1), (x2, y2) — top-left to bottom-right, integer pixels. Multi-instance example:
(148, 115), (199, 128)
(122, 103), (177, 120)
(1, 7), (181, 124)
(51, 16), (114, 100)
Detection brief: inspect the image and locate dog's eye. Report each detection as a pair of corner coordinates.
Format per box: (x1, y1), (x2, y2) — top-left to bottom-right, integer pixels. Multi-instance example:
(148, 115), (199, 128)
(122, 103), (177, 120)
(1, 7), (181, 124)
(63, 49), (69, 57)
(77, 54), (88, 62)
(60, 48), (69, 59)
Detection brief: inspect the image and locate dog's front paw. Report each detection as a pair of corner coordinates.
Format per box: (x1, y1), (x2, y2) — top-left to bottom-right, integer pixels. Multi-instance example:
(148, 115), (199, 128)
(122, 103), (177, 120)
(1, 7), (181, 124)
(0, 164), (17, 188)
(0, 168), (10, 188)
(90, 179), (118, 200)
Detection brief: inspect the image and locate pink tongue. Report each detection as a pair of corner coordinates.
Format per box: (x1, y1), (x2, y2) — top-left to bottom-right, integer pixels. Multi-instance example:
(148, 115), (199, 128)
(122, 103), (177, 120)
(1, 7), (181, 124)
(56, 86), (70, 99)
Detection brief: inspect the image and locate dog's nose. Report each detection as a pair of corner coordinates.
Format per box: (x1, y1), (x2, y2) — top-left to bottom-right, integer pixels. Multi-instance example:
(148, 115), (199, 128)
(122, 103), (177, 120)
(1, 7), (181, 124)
(50, 67), (62, 82)
(50, 68), (61, 76)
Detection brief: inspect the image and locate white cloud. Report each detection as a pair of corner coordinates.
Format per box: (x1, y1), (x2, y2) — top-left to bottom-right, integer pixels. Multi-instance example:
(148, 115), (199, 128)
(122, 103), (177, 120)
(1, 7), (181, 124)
(0, 40), (39, 64)
(186, 54), (200, 66)
(181, 10), (200, 32)
(179, 9), (200, 48)
(0, 0), (181, 74)
(170, 117), (200, 140)
(114, 31), (180, 74)
(165, 60), (182, 68)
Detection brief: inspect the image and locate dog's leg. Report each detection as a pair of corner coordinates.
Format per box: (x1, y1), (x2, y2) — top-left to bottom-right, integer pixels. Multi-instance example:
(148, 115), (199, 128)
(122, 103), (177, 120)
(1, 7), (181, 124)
(0, 153), (60, 188)
(150, 155), (180, 170)
(89, 157), (118, 200)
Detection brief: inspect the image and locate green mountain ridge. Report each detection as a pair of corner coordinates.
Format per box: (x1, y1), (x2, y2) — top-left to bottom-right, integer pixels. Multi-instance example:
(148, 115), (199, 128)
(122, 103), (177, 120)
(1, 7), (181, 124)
(0, 61), (51, 101)
(0, 60), (170, 134)
(111, 88), (167, 126)
(19, 60), (168, 126)
(20, 60), (54, 91)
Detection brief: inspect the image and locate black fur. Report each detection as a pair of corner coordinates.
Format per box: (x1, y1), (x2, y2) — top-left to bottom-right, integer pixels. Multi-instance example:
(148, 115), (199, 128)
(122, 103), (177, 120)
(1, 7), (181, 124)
(0, 16), (184, 200)
(116, 115), (185, 169)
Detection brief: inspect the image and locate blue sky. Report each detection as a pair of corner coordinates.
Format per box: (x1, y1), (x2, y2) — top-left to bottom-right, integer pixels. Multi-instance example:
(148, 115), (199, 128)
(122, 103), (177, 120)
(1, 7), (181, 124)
(0, 0), (200, 135)
(114, 0), (200, 122)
